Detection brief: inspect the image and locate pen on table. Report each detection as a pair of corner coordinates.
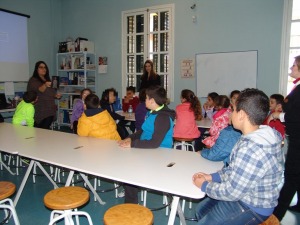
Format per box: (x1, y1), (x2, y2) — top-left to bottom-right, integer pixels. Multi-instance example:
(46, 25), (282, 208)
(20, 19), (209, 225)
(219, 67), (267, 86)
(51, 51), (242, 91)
(25, 137), (34, 139)
(74, 146), (83, 149)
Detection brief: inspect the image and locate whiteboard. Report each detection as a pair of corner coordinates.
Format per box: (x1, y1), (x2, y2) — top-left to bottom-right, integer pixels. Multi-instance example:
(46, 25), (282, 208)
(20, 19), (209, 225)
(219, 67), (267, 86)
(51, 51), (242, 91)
(196, 51), (257, 97)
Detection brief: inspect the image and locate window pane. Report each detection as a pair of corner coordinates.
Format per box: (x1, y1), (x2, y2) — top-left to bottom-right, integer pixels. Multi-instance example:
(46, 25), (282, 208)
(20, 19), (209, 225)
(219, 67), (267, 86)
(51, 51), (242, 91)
(160, 11), (169, 31)
(149, 34), (158, 52)
(149, 54), (159, 72)
(150, 13), (158, 32)
(136, 55), (144, 73)
(127, 16), (134, 34)
(160, 54), (169, 73)
(127, 36), (135, 53)
(127, 55), (135, 73)
(136, 35), (144, 53)
(292, 0), (300, 20)
(136, 15), (144, 33)
(290, 22), (300, 47)
(127, 74), (135, 87)
(160, 33), (169, 51)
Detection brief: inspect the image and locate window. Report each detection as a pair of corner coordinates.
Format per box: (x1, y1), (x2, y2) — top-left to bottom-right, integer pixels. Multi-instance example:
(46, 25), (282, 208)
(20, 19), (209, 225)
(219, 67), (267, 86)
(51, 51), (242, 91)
(280, 0), (300, 95)
(122, 4), (174, 100)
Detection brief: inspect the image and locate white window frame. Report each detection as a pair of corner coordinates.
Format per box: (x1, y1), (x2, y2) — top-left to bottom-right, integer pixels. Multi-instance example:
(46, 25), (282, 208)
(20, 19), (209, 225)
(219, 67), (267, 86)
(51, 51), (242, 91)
(121, 4), (174, 101)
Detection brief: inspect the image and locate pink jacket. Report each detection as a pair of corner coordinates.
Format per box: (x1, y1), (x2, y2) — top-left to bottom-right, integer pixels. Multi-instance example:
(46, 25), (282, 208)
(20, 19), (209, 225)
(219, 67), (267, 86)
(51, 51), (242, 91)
(202, 108), (231, 148)
(173, 102), (200, 139)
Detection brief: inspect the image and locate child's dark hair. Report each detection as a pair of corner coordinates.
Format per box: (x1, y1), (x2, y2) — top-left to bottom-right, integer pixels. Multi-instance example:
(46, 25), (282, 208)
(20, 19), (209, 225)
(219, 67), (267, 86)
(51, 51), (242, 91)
(181, 89), (202, 120)
(236, 88), (269, 125)
(139, 88), (147, 102)
(101, 88), (118, 104)
(208, 92), (219, 101)
(214, 95), (230, 108)
(146, 85), (167, 106)
(230, 90), (240, 98)
(126, 86), (136, 93)
(23, 91), (37, 103)
(80, 88), (92, 98)
(270, 94), (284, 105)
(85, 94), (100, 109)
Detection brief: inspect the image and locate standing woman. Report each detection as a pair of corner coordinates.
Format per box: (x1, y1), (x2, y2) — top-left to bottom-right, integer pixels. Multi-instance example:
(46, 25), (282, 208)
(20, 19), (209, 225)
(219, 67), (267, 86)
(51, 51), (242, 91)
(27, 61), (60, 129)
(272, 55), (300, 221)
(139, 59), (161, 91)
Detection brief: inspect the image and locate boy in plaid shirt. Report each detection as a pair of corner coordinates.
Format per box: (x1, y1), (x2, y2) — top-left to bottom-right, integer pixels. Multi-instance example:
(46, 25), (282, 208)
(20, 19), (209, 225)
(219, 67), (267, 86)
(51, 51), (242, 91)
(193, 88), (284, 225)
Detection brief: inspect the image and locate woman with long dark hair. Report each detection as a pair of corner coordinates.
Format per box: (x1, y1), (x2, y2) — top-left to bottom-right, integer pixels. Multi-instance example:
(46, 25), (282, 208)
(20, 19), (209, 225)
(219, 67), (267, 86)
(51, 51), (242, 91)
(139, 59), (161, 91)
(27, 61), (60, 129)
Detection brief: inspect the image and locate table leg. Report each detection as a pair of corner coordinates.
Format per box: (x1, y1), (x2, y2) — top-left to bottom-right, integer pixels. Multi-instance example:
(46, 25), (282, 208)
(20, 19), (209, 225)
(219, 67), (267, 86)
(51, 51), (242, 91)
(0, 157), (15, 175)
(168, 196), (186, 225)
(35, 162), (58, 188)
(65, 170), (75, 186)
(13, 160), (35, 206)
(80, 173), (106, 205)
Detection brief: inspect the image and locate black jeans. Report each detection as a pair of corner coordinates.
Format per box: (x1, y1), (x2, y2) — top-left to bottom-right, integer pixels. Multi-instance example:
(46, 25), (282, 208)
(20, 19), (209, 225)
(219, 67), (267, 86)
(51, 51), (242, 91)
(274, 135), (300, 221)
(34, 116), (54, 130)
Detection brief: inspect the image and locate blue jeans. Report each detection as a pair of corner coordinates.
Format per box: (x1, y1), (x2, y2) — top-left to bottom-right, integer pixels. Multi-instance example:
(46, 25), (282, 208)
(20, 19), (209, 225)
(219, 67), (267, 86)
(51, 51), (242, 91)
(195, 197), (269, 225)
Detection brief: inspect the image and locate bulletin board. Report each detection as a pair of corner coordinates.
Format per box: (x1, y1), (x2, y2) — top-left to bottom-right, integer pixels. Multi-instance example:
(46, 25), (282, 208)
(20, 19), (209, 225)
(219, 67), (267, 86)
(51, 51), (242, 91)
(196, 50), (257, 97)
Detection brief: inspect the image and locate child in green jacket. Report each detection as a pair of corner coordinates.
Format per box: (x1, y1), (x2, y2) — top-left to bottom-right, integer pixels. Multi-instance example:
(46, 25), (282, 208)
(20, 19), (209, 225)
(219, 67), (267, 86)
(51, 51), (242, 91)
(12, 91), (37, 127)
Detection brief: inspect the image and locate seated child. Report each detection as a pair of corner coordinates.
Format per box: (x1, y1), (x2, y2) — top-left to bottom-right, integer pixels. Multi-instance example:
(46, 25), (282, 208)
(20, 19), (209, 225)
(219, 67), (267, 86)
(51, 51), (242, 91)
(135, 88), (148, 131)
(201, 125), (241, 166)
(70, 88), (92, 134)
(202, 92), (219, 119)
(173, 89), (202, 139)
(195, 92), (219, 150)
(193, 88), (284, 225)
(100, 88), (129, 139)
(77, 93), (121, 140)
(229, 90), (240, 109)
(122, 86), (139, 112)
(263, 94), (285, 139)
(12, 91), (37, 127)
(202, 95), (231, 148)
(118, 85), (176, 203)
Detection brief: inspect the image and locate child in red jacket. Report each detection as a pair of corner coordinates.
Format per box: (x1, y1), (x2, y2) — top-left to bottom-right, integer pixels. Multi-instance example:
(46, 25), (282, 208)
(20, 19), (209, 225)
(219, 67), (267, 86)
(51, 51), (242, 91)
(263, 94), (285, 139)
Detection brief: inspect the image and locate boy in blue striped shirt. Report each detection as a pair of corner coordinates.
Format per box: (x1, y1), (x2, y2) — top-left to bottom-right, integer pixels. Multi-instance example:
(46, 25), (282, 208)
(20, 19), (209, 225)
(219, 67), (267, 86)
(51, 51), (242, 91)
(193, 88), (284, 225)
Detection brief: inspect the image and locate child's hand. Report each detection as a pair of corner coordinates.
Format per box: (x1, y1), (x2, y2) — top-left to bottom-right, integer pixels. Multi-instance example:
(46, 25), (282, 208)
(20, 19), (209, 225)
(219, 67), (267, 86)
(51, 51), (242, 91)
(118, 138), (131, 148)
(192, 172), (212, 188)
(267, 112), (280, 124)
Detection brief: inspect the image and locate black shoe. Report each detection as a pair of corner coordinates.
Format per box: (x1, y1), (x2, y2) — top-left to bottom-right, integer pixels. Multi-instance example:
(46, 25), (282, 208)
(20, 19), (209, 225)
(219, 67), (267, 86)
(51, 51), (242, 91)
(288, 205), (300, 213)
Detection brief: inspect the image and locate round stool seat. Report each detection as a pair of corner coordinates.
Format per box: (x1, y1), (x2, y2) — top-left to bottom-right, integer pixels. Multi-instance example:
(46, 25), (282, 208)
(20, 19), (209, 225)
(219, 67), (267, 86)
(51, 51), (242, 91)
(0, 181), (16, 200)
(44, 186), (89, 210)
(259, 214), (280, 225)
(173, 137), (194, 142)
(103, 203), (153, 225)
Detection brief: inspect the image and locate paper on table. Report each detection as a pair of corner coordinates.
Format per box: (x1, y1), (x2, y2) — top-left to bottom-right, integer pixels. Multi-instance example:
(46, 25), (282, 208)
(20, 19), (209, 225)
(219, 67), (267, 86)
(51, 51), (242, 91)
(4, 82), (15, 95)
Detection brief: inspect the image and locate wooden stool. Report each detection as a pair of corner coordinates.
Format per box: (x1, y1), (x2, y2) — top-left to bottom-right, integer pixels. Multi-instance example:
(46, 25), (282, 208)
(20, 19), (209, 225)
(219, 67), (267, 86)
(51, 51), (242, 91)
(103, 203), (153, 225)
(0, 181), (20, 225)
(44, 186), (93, 225)
(173, 137), (195, 152)
(259, 214), (280, 225)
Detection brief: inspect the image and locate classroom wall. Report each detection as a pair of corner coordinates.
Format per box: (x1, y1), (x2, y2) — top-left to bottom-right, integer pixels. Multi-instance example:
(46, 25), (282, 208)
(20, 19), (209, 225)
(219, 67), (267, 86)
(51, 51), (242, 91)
(0, 0), (284, 108)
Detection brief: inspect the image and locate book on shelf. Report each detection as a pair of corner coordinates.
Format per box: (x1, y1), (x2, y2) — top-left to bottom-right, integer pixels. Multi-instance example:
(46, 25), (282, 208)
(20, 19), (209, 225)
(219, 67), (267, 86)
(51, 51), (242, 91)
(60, 77), (69, 85)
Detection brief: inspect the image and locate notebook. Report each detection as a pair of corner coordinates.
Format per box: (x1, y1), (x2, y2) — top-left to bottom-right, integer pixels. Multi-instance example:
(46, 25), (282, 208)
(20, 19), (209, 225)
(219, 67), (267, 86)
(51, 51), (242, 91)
(0, 93), (12, 109)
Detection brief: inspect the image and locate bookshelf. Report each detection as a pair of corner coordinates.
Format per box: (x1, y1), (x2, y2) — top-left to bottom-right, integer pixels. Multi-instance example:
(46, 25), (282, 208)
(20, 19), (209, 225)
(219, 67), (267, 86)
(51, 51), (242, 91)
(56, 52), (96, 128)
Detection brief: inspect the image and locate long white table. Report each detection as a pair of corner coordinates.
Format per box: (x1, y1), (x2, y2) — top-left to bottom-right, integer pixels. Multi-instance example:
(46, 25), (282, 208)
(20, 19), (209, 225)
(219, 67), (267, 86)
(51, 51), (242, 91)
(0, 123), (222, 225)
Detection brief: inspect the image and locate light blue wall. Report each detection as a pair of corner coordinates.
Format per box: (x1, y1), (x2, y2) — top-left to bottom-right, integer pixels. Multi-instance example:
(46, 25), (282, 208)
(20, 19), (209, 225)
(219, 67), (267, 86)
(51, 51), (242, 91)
(0, 0), (284, 107)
